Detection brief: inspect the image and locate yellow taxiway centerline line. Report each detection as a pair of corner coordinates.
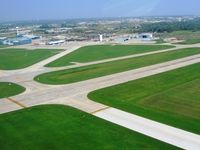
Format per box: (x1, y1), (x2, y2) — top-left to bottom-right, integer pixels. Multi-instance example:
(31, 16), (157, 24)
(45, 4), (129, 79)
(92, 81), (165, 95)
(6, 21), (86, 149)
(7, 98), (26, 108)
(91, 106), (110, 114)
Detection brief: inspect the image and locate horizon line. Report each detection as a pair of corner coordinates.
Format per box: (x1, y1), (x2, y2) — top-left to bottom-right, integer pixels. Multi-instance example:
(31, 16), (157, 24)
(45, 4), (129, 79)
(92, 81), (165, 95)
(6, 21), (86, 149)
(0, 14), (199, 24)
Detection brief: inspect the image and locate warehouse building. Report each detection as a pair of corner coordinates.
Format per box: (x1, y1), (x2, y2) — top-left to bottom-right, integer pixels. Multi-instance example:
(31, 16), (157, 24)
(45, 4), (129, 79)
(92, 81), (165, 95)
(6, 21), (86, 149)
(4, 37), (32, 46)
(113, 33), (154, 43)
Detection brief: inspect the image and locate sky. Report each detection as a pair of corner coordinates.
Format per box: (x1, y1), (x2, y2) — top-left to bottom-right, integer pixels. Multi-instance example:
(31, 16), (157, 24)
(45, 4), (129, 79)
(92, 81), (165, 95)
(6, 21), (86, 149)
(0, 0), (200, 21)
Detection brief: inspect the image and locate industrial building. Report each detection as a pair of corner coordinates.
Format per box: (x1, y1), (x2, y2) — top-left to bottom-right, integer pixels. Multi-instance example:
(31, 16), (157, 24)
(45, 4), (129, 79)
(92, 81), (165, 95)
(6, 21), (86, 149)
(0, 27), (41, 46)
(113, 33), (154, 43)
(3, 37), (32, 46)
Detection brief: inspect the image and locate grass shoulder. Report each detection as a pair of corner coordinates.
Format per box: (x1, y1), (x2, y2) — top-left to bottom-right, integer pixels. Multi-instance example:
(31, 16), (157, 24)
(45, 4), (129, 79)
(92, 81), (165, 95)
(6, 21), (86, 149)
(35, 48), (200, 85)
(0, 105), (178, 150)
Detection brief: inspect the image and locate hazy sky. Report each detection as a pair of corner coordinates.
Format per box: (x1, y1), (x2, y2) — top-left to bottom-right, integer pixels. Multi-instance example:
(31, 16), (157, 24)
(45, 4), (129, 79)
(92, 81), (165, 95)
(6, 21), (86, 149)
(0, 0), (200, 21)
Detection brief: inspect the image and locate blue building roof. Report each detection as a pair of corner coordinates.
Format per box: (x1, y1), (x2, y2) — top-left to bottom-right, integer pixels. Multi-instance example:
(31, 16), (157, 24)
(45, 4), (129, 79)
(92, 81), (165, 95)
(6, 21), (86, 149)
(5, 37), (32, 45)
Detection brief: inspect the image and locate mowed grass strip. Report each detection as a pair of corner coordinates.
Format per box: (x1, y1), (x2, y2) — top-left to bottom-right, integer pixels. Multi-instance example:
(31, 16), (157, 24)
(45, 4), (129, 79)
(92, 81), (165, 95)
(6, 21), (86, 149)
(0, 45), (8, 48)
(46, 45), (175, 67)
(0, 48), (62, 70)
(0, 105), (179, 150)
(0, 82), (25, 98)
(164, 31), (200, 45)
(177, 38), (200, 44)
(35, 48), (200, 85)
(88, 63), (200, 134)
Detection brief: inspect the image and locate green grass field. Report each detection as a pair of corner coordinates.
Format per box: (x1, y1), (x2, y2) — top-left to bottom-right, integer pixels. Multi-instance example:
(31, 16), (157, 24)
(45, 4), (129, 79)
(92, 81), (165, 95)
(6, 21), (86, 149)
(88, 63), (200, 134)
(35, 48), (200, 85)
(0, 105), (178, 150)
(0, 45), (8, 48)
(0, 48), (62, 70)
(46, 45), (175, 67)
(155, 39), (167, 44)
(161, 31), (200, 44)
(177, 39), (200, 44)
(0, 82), (25, 98)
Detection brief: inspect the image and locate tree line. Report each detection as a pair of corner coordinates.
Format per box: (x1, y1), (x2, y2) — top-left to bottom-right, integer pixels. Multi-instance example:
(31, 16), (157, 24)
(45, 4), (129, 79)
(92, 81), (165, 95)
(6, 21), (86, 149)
(138, 18), (200, 33)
